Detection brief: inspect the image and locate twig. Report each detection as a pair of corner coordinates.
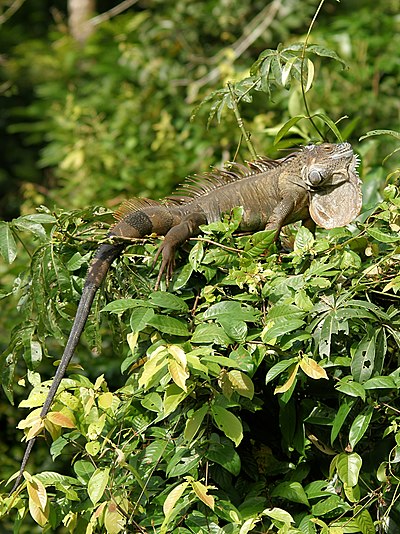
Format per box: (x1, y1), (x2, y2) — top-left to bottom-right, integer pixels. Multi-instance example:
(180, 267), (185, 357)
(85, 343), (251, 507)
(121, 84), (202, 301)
(90, 0), (138, 26)
(0, 0), (26, 25)
(300, 0), (325, 139)
(187, 0), (283, 102)
(227, 81), (258, 160)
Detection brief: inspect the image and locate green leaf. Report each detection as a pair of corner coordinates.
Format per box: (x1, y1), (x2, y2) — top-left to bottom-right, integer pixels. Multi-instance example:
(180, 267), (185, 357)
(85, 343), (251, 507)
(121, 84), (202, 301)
(331, 398), (356, 444)
(184, 405), (208, 442)
(349, 407), (373, 449)
(73, 460), (95, 483)
(203, 301), (259, 322)
(163, 383), (189, 415)
(311, 494), (349, 516)
(265, 358), (298, 384)
(130, 307), (155, 332)
(141, 392), (163, 413)
(149, 291), (189, 312)
(262, 507), (294, 525)
(148, 314), (189, 336)
(0, 222), (17, 263)
(351, 331), (376, 383)
(191, 323), (232, 346)
(271, 481), (310, 506)
(363, 376), (397, 389)
(306, 44), (347, 67)
(267, 304), (305, 323)
(366, 227), (400, 243)
(336, 379), (366, 401)
(88, 467), (110, 505)
(359, 129), (400, 140)
(66, 252), (89, 271)
(102, 298), (150, 314)
(163, 481), (189, 524)
(243, 229), (275, 256)
(18, 213), (56, 224)
(219, 319), (247, 342)
(294, 226), (315, 252)
(228, 370), (254, 399)
(201, 354), (244, 369)
(211, 405), (243, 446)
(262, 319), (305, 343)
(354, 509), (375, 534)
(274, 115), (306, 145)
(13, 218), (47, 240)
(166, 448), (201, 477)
(206, 435), (241, 476)
(336, 452), (362, 487)
(188, 241), (204, 270)
(312, 113), (343, 142)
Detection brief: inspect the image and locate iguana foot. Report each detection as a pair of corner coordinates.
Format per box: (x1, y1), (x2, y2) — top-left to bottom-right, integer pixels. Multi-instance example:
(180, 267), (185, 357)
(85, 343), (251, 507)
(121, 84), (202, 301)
(153, 241), (176, 290)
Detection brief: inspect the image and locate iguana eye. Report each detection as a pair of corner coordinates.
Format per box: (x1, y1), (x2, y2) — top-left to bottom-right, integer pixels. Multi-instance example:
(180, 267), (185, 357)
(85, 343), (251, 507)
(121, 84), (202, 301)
(322, 145), (333, 152)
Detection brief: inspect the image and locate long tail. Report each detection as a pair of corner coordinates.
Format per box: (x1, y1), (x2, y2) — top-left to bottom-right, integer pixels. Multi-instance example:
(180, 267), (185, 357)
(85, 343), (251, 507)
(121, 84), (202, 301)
(10, 242), (124, 494)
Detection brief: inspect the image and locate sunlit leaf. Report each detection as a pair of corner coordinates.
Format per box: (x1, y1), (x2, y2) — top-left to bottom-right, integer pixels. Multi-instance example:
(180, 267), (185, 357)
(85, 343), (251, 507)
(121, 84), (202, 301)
(88, 468), (110, 505)
(274, 363), (299, 394)
(335, 452), (362, 487)
(211, 405), (243, 446)
(191, 480), (215, 510)
(299, 356), (328, 380)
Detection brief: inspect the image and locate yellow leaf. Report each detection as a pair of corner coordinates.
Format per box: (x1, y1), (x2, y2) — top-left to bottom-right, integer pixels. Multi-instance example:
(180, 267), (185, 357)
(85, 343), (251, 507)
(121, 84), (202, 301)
(138, 347), (168, 389)
(87, 413), (106, 440)
(17, 408), (41, 429)
(17, 409), (45, 440)
(27, 478), (49, 527)
(104, 500), (126, 534)
(94, 375), (105, 390)
(228, 370), (254, 399)
(26, 417), (45, 441)
(168, 359), (189, 392)
(127, 331), (139, 352)
(168, 345), (187, 367)
(163, 481), (189, 517)
(43, 418), (61, 441)
(98, 392), (114, 410)
(191, 480), (215, 510)
(274, 363), (300, 394)
(299, 357), (328, 380)
(47, 411), (76, 428)
(218, 370), (233, 400)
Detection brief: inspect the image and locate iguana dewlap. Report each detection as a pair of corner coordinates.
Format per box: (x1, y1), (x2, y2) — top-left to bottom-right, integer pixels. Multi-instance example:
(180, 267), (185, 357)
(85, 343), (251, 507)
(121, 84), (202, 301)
(10, 142), (361, 493)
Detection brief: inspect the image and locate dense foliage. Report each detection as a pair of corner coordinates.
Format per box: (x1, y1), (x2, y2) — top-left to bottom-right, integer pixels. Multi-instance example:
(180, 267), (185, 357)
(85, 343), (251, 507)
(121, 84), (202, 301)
(0, 1), (399, 533)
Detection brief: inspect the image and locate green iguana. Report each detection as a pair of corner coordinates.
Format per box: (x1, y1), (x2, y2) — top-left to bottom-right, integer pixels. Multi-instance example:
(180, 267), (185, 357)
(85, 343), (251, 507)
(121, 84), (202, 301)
(10, 142), (361, 493)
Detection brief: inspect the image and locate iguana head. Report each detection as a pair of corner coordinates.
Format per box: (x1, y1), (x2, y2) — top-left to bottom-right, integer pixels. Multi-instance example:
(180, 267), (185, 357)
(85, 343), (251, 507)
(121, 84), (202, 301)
(300, 142), (362, 229)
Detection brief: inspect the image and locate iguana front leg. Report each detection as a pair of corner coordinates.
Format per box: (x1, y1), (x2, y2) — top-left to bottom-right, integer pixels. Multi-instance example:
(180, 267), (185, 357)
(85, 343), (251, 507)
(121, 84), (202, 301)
(153, 211), (207, 289)
(264, 197), (296, 239)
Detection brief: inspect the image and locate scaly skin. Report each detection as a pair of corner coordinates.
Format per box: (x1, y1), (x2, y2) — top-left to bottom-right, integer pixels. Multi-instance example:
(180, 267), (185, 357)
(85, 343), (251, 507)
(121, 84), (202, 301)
(10, 142), (361, 493)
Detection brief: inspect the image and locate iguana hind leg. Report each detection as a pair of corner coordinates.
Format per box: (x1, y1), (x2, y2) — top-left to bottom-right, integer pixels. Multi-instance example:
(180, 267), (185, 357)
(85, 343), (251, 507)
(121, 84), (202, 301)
(153, 211), (207, 289)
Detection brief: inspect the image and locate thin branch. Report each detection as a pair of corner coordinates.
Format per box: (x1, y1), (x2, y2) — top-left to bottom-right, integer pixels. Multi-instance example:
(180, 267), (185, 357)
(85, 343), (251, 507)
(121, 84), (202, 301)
(0, 0), (26, 25)
(187, 0), (283, 102)
(300, 0), (326, 139)
(227, 81), (258, 160)
(90, 0), (138, 27)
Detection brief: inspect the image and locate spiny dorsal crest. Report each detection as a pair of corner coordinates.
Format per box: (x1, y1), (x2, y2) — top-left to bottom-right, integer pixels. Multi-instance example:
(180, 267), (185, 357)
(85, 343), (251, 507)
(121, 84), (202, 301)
(165, 155), (289, 205)
(114, 198), (161, 220)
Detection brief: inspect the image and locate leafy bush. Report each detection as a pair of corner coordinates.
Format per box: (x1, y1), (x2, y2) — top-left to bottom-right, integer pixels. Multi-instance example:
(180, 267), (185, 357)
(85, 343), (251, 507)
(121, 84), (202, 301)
(1, 180), (400, 532)
(1, 1), (400, 533)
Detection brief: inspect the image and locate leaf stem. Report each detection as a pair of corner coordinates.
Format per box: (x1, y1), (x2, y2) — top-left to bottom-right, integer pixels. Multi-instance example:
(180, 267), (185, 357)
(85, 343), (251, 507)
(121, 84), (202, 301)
(227, 82), (258, 160)
(300, 0), (326, 139)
